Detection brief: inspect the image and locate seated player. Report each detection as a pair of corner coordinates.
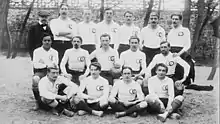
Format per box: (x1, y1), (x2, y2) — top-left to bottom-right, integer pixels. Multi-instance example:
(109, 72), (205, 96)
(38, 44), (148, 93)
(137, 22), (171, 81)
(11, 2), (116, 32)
(38, 64), (79, 117)
(76, 62), (109, 117)
(60, 36), (91, 85)
(145, 63), (184, 122)
(32, 33), (58, 110)
(109, 67), (148, 118)
(144, 41), (190, 97)
(120, 36), (146, 85)
(90, 33), (121, 86)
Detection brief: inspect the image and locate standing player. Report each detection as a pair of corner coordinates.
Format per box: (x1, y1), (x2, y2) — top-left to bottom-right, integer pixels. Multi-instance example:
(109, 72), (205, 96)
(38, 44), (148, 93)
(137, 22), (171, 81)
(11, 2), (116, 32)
(145, 63), (184, 122)
(116, 11), (140, 55)
(109, 67), (148, 118)
(50, 3), (77, 64)
(167, 13), (195, 85)
(60, 36), (91, 85)
(140, 12), (166, 65)
(28, 10), (53, 60)
(32, 33), (58, 110)
(77, 9), (98, 54)
(96, 8), (120, 49)
(90, 34), (121, 86)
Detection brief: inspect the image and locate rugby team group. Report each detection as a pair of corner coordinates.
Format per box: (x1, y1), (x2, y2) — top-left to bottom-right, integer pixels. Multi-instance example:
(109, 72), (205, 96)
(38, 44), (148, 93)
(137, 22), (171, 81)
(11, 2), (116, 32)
(28, 3), (195, 122)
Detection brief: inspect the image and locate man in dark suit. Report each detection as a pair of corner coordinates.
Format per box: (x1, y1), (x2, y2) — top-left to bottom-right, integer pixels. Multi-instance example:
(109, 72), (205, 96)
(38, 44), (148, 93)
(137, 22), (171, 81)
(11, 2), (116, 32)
(28, 10), (53, 60)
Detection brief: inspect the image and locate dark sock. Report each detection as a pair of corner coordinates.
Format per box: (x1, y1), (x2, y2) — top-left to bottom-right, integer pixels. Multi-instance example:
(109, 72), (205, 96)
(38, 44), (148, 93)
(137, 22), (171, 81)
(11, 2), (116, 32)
(185, 84), (213, 91)
(125, 105), (140, 115)
(171, 99), (182, 113)
(55, 103), (65, 113)
(76, 101), (93, 114)
(109, 102), (126, 112)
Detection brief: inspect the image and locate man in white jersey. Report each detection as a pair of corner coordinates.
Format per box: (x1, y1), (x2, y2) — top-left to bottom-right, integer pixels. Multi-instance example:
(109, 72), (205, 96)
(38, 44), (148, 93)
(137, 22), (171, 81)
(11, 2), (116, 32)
(90, 33), (121, 86)
(140, 12), (166, 65)
(116, 11), (140, 55)
(60, 36), (91, 85)
(77, 9), (98, 54)
(167, 13), (195, 85)
(96, 8), (120, 49)
(120, 36), (146, 85)
(109, 67), (148, 118)
(32, 33), (58, 110)
(76, 62), (109, 117)
(50, 3), (77, 65)
(145, 63), (184, 122)
(144, 41), (190, 97)
(38, 64), (78, 117)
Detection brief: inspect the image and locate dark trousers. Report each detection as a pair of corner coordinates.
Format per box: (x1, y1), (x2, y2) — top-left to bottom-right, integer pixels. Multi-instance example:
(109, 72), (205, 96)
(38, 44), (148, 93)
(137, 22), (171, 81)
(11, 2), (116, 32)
(81, 44), (96, 54)
(142, 46), (160, 66)
(66, 68), (84, 86)
(118, 44), (130, 56)
(147, 98), (168, 114)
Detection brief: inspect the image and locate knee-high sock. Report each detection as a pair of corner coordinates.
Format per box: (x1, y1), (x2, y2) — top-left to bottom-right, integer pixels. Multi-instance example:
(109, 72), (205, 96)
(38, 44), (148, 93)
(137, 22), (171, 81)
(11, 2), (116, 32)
(171, 99), (182, 113)
(32, 89), (40, 102)
(76, 101), (93, 114)
(125, 105), (140, 115)
(109, 102), (126, 112)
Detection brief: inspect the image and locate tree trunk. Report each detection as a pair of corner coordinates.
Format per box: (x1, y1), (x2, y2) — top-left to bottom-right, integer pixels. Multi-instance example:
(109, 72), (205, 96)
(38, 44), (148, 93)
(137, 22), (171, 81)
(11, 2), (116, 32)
(0, 0), (10, 52)
(143, 0), (154, 27)
(11, 0), (35, 58)
(157, 0), (162, 18)
(210, 15), (220, 38)
(100, 0), (104, 21)
(182, 0), (191, 28)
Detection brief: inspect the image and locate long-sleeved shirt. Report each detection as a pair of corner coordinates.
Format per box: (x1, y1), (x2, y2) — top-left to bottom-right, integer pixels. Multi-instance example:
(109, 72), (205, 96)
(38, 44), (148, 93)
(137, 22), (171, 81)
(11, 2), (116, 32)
(109, 80), (144, 103)
(60, 48), (90, 74)
(167, 25), (191, 52)
(33, 47), (58, 69)
(39, 76), (79, 100)
(120, 49), (146, 72)
(50, 17), (77, 41)
(146, 52), (190, 77)
(78, 76), (109, 101)
(140, 25), (166, 48)
(77, 21), (97, 45)
(90, 47), (120, 71)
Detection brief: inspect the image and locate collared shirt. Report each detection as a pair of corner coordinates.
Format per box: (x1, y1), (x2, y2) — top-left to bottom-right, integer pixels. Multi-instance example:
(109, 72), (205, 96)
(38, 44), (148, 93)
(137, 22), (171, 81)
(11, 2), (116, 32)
(50, 17), (77, 41)
(39, 21), (46, 30)
(60, 48), (90, 73)
(120, 49), (146, 72)
(109, 80), (144, 103)
(167, 25), (191, 51)
(146, 52), (190, 77)
(39, 76), (79, 99)
(79, 76), (109, 101)
(90, 47), (119, 71)
(96, 21), (120, 45)
(117, 24), (140, 45)
(140, 25), (166, 48)
(77, 21), (97, 45)
(148, 76), (174, 99)
(33, 47), (58, 69)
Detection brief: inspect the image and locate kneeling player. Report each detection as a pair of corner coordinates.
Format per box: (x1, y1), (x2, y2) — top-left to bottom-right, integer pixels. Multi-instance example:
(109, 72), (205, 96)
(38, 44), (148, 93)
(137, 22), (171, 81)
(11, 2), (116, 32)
(109, 67), (148, 118)
(38, 64), (78, 117)
(76, 62), (109, 117)
(145, 63), (184, 122)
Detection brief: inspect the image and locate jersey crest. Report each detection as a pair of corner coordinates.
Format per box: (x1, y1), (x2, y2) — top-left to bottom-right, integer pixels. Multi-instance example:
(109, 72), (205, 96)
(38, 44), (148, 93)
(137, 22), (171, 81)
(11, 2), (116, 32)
(49, 55), (53, 61)
(92, 28), (96, 33)
(96, 85), (104, 91)
(136, 59), (142, 64)
(112, 28), (117, 33)
(109, 56), (115, 62)
(162, 85), (168, 91)
(168, 61), (175, 66)
(129, 89), (137, 95)
(78, 56), (85, 62)
(157, 32), (162, 37)
(178, 32), (184, 36)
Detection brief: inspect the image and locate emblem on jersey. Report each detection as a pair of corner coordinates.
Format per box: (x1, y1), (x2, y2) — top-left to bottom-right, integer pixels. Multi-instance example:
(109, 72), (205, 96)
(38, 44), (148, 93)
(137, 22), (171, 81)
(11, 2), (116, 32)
(92, 28), (96, 33)
(168, 61), (175, 66)
(56, 84), (59, 89)
(39, 59), (44, 64)
(69, 24), (72, 29)
(49, 55), (53, 61)
(96, 85), (104, 91)
(129, 89), (137, 95)
(112, 28), (117, 33)
(178, 32), (184, 36)
(109, 56), (115, 62)
(78, 56), (85, 62)
(136, 59), (142, 64)
(162, 85), (168, 91)
(157, 32), (162, 37)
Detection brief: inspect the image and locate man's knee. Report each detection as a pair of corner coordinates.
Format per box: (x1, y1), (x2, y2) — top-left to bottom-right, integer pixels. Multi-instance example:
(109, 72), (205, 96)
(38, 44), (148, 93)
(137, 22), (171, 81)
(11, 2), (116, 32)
(174, 95), (184, 102)
(137, 101), (148, 108)
(145, 94), (158, 104)
(41, 97), (58, 108)
(32, 76), (40, 89)
(100, 99), (108, 107)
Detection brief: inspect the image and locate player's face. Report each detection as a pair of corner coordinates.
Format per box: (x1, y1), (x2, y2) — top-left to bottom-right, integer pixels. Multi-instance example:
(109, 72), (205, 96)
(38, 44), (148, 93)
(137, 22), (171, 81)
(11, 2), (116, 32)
(47, 69), (59, 81)
(60, 5), (68, 17)
(172, 15), (181, 28)
(84, 10), (92, 21)
(100, 36), (110, 48)
(72, 37), (82, 49)
(90, 65), (100, 78)
(42, 36), (52, 50)
(104, 10), (113, 21)
(149, 15), (158, 26)
(122, 68), (132, 81)
(129, 39), (139, 51)
(160, 43), (170, 55)
(124, 12), (133, 24)
(39, 16), (48, 25)
(156, 66), (167, 79)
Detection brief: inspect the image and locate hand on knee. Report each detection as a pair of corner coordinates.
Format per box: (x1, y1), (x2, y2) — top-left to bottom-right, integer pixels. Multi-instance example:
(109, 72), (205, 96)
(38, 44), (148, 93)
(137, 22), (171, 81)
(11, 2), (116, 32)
(174, 95), (184, 102)
(138, 101), (148, 108)
(145, 94), (159, 104)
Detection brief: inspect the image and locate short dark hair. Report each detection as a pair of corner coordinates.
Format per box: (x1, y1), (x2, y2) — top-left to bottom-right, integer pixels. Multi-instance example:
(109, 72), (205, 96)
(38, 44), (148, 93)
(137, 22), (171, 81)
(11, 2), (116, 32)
(60, 3), (69, 8)
(100, 33), (111, 40)
(104, 8), (113, 13)
(150, 12), (159, 18)
(160, 41), (170, 47)
(124, 11), (133, 17)
(47, 63), (59, 73)
(122, 66), (133, 74)
(42, 33), (53, 41)
(72, 36), (83, 43)
(89, 62), (101, 71)
(171, 14), (182, 20)
(155, 63), (168, 73)
(129, 36), (140, 43)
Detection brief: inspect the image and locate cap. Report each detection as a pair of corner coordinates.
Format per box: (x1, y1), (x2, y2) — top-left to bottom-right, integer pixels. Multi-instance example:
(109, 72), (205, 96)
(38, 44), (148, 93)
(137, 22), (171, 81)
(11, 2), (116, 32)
(38, 10), (50, 17)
